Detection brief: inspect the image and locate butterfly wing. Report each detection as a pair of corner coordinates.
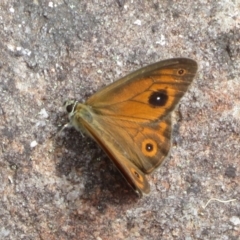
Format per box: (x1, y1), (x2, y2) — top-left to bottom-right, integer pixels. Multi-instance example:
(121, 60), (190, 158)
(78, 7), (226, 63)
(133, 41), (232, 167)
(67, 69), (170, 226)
(86, 58), (198, 123)
(71, 58), (197, 195)
(85, 58), (197, 174)
(90, 113), (172, 174)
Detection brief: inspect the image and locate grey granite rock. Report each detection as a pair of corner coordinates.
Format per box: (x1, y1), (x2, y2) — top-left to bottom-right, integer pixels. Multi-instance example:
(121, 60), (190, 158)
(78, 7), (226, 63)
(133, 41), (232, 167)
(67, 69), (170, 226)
(0, 1), (239, 239)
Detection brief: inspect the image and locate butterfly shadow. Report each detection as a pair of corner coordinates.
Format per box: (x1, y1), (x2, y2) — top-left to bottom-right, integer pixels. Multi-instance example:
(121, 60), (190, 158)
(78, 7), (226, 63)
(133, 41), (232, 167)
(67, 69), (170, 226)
(54, 128), (139, 206)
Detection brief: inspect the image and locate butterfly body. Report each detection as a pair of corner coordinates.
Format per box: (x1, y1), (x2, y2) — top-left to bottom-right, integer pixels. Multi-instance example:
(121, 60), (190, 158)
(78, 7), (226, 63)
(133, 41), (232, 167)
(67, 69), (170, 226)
(65, 58), (198, 196)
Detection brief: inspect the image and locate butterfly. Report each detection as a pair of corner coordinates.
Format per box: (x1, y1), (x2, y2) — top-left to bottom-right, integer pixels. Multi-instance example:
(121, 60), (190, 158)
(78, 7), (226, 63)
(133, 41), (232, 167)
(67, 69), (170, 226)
(64, 58), (198, 196)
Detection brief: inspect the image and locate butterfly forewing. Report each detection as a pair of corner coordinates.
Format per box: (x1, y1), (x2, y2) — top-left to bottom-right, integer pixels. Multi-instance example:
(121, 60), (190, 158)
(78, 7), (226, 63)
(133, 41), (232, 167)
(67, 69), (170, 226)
(86, 58), (197, 123)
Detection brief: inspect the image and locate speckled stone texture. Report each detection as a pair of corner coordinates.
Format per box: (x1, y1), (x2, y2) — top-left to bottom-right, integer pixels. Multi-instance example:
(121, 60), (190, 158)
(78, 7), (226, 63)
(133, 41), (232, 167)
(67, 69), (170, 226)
(0, 1), (239, 239)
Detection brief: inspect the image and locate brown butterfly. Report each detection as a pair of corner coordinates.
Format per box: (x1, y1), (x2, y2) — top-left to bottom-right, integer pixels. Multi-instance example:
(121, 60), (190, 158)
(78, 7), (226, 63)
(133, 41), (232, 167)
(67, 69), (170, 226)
(64, 58), (198, 196)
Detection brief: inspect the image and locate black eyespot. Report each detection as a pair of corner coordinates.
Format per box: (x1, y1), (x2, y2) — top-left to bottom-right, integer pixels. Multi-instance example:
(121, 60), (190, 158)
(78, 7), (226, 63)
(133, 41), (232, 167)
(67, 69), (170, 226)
(146, 143), (153, 152)
(149, 90), (168, 107)
(178, 69), (185, 75)
(66, 104), (74, 113)
(142, 139), (157, 157)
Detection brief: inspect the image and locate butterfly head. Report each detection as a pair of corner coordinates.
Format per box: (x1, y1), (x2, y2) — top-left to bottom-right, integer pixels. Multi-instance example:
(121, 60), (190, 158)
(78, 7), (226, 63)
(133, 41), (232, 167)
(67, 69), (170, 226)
(63, 100), (78, 120)
(63, 100), (90, 134)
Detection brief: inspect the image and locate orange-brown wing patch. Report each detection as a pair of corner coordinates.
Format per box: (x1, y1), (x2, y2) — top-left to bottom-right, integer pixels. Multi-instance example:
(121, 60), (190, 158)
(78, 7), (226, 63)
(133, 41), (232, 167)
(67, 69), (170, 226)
(87, 58), (197, 123)
(93, 114), (172, 174)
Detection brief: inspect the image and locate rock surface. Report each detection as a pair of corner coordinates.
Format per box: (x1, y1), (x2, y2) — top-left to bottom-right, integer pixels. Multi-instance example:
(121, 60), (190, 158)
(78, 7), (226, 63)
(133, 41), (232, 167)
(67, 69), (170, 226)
(0, 1), (239, 239)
